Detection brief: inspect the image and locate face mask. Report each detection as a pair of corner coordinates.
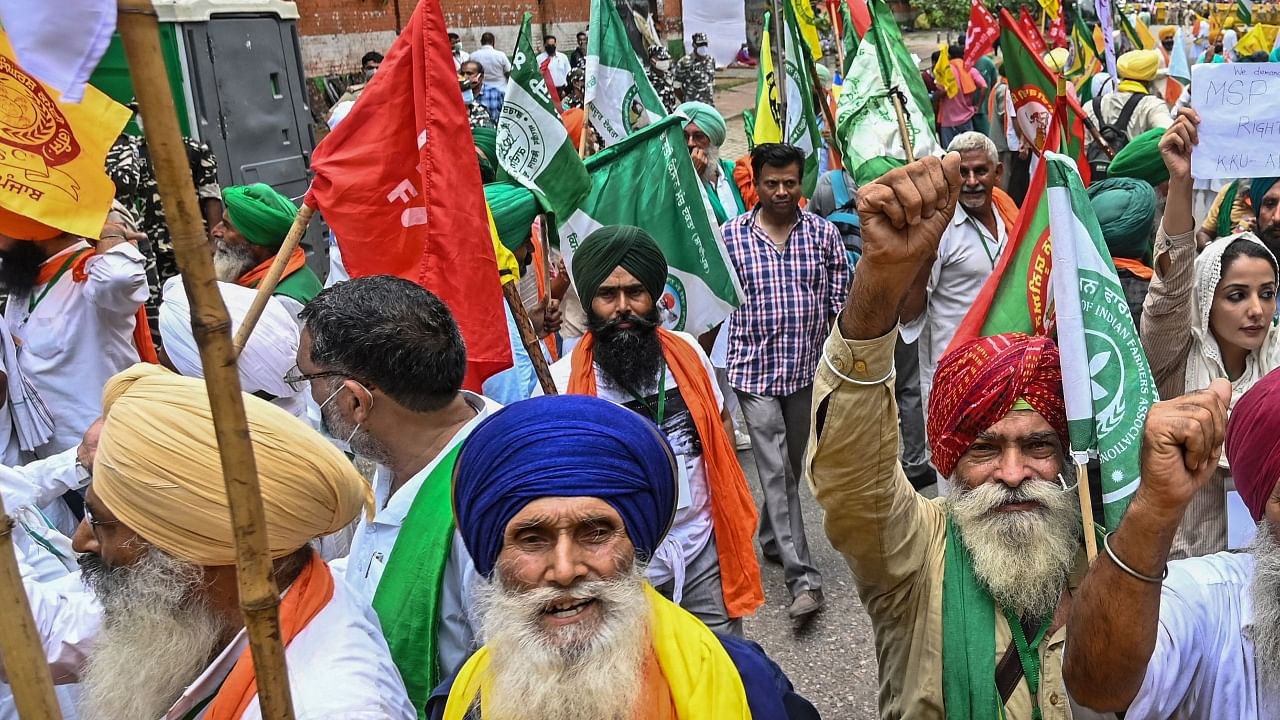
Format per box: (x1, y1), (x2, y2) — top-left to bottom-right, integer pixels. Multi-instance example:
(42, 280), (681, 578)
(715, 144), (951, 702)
(654, 59), (671, 71)
(363, 68), (376, 81)
(695, 46), (710, 57)
(462, 88), (475, 104)
(453, 42), (462, 52)
(545, 45), (557, 55)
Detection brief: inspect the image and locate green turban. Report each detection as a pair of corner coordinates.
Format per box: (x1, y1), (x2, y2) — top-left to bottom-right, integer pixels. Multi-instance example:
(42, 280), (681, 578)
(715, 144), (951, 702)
(484, 182), (540, 252)
(1107, 128), (1168, 187)
(1250, 177), (1280, 218)
(473, 126), (499, 183)
(222, 184), (298, 248)
(571, 225), (668, 310)
(676, 101), (727, 147)
(853, 157), (904, 187)
(1087, 177), (1156, 263)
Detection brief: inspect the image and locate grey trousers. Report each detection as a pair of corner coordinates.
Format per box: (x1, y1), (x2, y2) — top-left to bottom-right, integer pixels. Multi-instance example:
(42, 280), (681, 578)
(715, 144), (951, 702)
(654, 535), (743, 635)
(895, 336), (931, 488)
(734, 384), (823, 596)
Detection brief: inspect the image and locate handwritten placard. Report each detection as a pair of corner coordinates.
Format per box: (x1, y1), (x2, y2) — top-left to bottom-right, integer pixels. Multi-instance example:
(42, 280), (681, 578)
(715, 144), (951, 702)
(1192, 62), (1280, 180)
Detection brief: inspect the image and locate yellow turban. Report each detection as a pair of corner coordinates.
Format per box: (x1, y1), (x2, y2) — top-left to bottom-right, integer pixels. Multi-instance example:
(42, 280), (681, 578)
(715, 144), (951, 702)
(1043, 48), (1070, 73)
(1158, 26), (1176, 41)
(94, 364), (373, 566)
(1118, 50), (1160, 82)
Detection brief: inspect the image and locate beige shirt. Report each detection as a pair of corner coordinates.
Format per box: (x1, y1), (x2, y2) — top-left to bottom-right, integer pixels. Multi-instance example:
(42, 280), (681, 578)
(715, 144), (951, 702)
(1081, 91), (1172, 149)
(806, 326), (1105, 720)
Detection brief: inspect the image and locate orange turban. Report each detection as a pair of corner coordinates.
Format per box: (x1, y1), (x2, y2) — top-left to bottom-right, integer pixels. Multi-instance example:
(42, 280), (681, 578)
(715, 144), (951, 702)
(562, 107), (585, 149)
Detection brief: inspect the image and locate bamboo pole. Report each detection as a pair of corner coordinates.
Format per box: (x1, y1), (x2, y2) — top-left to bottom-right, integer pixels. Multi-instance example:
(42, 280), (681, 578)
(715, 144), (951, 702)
(1076, 461), (1099, 561)
(116, 2), (295, 719)
(503, 282), (558, 395)
(0, 495), (61, 719)
(808, 63), (843, 167)
(891, 92), (915, 162)
(579, 102), (591, 158)
(773, 0), (788, 125)
(233, 204), (314, 355)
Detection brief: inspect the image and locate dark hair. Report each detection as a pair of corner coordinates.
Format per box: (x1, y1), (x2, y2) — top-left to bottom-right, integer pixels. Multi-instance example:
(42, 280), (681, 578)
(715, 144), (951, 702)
(948, 43), (962, 57)
(1221, 239), (1280, 281)
(577, 31), (587, 40)
(449, 32), (460, 40)
(361, 51), (384, 66)
(481, 32), (496, 45)
(750, 143), (805, 181)
(300, 275), (467, 412)
(461, 60), (483, 76)
(544, 34), (557, 43)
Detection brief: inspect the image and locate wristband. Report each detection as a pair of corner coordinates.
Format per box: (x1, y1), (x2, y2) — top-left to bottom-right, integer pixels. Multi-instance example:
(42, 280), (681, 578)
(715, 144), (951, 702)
(1102, 531), (1168, 584)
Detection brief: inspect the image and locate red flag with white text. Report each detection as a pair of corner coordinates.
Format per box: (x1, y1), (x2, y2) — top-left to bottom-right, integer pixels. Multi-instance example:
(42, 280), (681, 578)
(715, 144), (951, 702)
(1048, 9), (1069, 49)
(306, 0), (512, 390)
(1018, 6), (1049, 57)
(964, 0), (1000, 67)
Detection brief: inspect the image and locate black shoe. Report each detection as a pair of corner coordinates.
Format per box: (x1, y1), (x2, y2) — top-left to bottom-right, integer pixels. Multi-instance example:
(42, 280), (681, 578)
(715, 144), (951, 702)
(761, 547), (783, 565)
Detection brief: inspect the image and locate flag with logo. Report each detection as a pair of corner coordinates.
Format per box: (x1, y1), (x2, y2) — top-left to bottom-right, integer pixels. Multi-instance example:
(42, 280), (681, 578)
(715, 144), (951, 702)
(0, 29), (128, 239)
(585, 0), (667, 145)
(1234, 23), (1278, 56)
(835, 0), (940, 183)
(500, 13), (591, 220)
(788, 0), (824, 62)
(964, 0), (1001, 68)
(559, 115), (743, 335)
(781, 0), (824, 196)
(752, 11), (783, 146)
(308, 0), (512, 391)
(1046, 149), (1159, 529)
(1067, 15), (1100, 77)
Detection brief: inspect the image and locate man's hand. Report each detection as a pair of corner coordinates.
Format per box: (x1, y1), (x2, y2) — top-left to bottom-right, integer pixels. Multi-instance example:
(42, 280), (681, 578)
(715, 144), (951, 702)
(855, 152), (961, 285)
(1160, 108), (1199, 184)
(539, 298), (562, 338)
(1135, 378), (1230, 521)
(96, 221), (145, 253)
(690, 147), (710, 177)
(77, 417), (105, 475)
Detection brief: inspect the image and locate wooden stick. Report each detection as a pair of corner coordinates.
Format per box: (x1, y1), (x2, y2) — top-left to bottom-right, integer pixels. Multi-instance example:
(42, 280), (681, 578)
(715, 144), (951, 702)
(503, 281), (558, 395)
(0, 496), (61, 719)
(578, 102), (591, 158)
(808, 63), (843, 167)
(117, 2), (295, 718)
(773, 1), (788, 125)
(234, 204), (314, 355)
(1076, 461), (1099, 561)
(891, 92), (916, 163)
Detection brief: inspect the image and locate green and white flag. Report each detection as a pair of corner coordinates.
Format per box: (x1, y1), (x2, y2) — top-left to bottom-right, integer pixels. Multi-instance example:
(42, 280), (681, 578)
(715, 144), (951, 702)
(1239, 0), (1254, 24)
(585, 0), (667, 145)
(499, 12), (591, 219)
(781, 0), (823, 197)
(559, 115), (743, 335)
(1045, 151), (1159, 529)
(835, 0), (940, 185)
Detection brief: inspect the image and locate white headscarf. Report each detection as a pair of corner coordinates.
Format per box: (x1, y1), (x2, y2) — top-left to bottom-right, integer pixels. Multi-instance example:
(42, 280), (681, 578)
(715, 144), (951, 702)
(1187, 232), (1280, 467)
(159, 276), (302, 416)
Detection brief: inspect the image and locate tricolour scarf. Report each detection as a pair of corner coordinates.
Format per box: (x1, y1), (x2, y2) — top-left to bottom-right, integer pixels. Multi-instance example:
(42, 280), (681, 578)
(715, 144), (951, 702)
(568, 328), (764, 617)
(442, 584), (752, 720)
(236, 246), (320, 305)
(372, 442), (464, 718)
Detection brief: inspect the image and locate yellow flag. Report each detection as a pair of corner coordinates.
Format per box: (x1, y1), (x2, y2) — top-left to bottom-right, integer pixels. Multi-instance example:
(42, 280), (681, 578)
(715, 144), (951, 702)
(1039, 0), (1061, 21)
(934, 44), (959, 99)
(0, 29), (128, 240)
(1235, 24), (1279, 56)
(752, 18), (783, 145)
(486, 203), (521, 284)
(1135, 16), (1158, 49)
(787, 0), (824, 62)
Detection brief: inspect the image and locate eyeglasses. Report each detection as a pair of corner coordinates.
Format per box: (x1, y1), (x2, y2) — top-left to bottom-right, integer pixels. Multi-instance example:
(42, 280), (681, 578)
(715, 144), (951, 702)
(84, 506), (120, 531)
(282, 365), (348, 393)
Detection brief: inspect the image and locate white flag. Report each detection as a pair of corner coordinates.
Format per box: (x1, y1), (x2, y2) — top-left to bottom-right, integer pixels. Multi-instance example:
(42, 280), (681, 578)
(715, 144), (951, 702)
(0, 0), (116, 102)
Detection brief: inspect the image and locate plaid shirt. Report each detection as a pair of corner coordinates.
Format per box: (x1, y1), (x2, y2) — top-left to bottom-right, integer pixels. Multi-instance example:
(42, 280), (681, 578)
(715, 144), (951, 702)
(478, 85), (505, 125)
(723, 208), (851, 396)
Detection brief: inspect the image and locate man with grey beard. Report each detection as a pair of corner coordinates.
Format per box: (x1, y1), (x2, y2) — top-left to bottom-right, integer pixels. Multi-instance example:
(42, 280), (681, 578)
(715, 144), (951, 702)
(807, 152), (1111, 719)
(1064, 366), (1274, 718)
(426, 395), (816, 720)
(677, 102), (745, 225)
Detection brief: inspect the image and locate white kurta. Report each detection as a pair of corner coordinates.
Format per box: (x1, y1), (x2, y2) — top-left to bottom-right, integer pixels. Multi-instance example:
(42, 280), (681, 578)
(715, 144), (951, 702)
(4, 241), (147, 456)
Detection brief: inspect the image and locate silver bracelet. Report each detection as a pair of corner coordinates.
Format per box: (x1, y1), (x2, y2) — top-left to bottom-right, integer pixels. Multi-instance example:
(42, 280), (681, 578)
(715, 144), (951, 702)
(1102, 531), (1168, 584)
(822, 349), (895, 386)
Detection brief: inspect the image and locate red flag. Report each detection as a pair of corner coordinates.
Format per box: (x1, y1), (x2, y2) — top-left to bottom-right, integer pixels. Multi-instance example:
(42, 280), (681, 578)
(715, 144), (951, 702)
(1017, 6), (1049, 57)
(963, 0), (1000, 67)
(306, 0), (512, 390)
(1047, 9), (1068, 49)
(849, 0), (871, 37)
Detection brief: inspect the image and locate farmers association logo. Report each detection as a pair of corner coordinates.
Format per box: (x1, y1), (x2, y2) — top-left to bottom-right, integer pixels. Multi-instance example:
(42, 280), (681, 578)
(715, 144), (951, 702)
(658, 274), (687, 331)
(1011, 84), (1052, 149)
(622, 85), (645, 133)
(496, 99), (547, 178)
(0, 54), (82, 201)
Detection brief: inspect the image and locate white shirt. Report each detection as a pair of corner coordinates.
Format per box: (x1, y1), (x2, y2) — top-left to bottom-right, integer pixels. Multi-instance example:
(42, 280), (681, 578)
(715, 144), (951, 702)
(5, 241), (148, 455)
(535, 51), (571, 86)
(900, 205), (1008, 409)
(452, 48), (470, 71)
(543, 332), (720, 595)
(332, 391), (500, 677)
(470, 45), (512, 89)
(1127, 551), (1280, 719)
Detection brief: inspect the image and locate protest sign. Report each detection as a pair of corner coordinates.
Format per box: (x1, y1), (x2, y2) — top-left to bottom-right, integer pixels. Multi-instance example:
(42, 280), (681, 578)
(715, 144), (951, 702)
(1191, 62), (1280, 180)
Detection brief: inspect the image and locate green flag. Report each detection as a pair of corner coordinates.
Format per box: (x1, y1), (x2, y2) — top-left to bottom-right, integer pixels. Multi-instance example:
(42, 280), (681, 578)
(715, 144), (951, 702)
(559, 115), (742, 335)
(585, 0), (667, 145)
(1239, 0), (1254, 23)
(1046, 151), (1158, 529)
(499, 13), (591, 220)
(1118, 11), (1141, 50)
(835, 0), (939, 185)
(781, 0), (823, 196)
(840, 0), (859, 76)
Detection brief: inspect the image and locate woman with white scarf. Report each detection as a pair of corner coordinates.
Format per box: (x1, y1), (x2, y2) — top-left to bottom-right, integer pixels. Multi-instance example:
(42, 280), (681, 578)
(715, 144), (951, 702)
(1142, 107), (1280, 559)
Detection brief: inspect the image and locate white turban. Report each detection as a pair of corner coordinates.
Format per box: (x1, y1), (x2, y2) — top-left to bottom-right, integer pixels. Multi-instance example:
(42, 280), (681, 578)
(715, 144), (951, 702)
(159, 276), (299, 408)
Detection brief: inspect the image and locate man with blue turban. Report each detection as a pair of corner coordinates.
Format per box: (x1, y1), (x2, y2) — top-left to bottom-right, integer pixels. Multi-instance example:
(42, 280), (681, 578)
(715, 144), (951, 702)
(429, 395), (817, 720)
(213, 183), (322, 320)
(678, 101), (745, 224)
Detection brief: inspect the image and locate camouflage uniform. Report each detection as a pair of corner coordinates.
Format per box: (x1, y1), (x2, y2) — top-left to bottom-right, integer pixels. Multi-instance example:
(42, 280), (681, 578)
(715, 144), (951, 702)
(468, 100), (495, 129)
(647, 47), (679, 113)
(673, 34), (716, 106)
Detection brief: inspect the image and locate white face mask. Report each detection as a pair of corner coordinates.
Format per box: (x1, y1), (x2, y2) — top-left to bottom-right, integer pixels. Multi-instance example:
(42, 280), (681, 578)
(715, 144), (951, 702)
(695, 46), (710, 57)
(654, 59), (671, 71)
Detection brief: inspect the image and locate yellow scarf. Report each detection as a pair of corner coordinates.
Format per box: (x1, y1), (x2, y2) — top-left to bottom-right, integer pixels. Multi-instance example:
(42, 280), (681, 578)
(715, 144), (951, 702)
(443, 584), (752, 720)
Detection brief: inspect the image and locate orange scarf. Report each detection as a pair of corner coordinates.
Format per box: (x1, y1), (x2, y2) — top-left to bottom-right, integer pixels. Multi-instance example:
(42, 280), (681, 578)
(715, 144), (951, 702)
(529, 222), (559, 363)
(1112, 256), (1154, 280)
(630, 649), (678, 720)
(39, 248), (158, 364)
(204, 551), (335, 720)
(951, 59), (977, 95)
(568, 328), (764, 617)
(992, 187), (1019, 231)
(236, 246), (306, 289)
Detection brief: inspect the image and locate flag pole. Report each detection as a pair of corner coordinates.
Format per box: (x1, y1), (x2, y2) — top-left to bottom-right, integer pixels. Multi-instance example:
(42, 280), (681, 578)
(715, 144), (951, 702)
(117, 2), (296, 718)
(233, 203), (314, 355)
(502, 280), (559, 395)
(808, 63), (843, 166)
(0, 490), (62, 719)
(1076, 461), (1099, 561)
(892, 93), (915, 162)
(579, 103), (591, 158)
(773, 0), (788, 123)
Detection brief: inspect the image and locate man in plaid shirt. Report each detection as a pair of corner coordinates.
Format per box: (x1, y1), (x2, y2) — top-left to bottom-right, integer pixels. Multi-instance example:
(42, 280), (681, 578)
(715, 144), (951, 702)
(721, 143), (850, 621)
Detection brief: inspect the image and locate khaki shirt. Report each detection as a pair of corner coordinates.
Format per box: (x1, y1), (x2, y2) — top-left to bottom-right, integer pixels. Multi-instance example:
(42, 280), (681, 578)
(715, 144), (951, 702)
(806, 326), (1105, 720)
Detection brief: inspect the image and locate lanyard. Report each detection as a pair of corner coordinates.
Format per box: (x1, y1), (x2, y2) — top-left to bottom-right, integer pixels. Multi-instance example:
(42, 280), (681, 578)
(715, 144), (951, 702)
(967, 216), (1002, 269)
(1002, 608), (1051, 720)
(28, 249), (89, 314)
(619, 358), (668, 424)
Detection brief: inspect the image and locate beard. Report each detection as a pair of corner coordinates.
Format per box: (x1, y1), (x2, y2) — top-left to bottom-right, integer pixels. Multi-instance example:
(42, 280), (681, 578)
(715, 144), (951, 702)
(78, 547), (229, 720)
(0, 241), (48, 294)
(588, 306), (664, 395)
(698, 144), (722, 185)
(318, 395), (392, 464)
(1258, 221), (1280, 260)
(471, 558), (651, 720)
(948, 476), (1081, 619)
(1250, 522), (1280, 692)
(213, 240), (258, 282)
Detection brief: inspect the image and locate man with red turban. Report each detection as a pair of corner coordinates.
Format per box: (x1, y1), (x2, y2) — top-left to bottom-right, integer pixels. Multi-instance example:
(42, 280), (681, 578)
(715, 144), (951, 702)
(806, 152), (1090, 719)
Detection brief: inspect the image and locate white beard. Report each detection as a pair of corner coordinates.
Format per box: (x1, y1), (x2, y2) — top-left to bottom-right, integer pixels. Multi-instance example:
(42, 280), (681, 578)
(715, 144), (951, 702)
(213, 240), (258, 282)
(1250, 523), (1280, 692)
(948, 477), (1081, 619)
(471, 560), (651, 720)
(78, 547), (228, 720)
(698, 145), (722, 185)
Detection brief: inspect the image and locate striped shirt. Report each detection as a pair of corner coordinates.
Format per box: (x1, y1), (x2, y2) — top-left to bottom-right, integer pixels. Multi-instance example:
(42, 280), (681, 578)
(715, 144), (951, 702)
(722, 208), (850, 396)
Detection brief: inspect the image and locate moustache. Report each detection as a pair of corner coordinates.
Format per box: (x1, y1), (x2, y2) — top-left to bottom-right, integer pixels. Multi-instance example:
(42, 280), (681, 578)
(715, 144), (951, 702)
(595, 311), (659, 334)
